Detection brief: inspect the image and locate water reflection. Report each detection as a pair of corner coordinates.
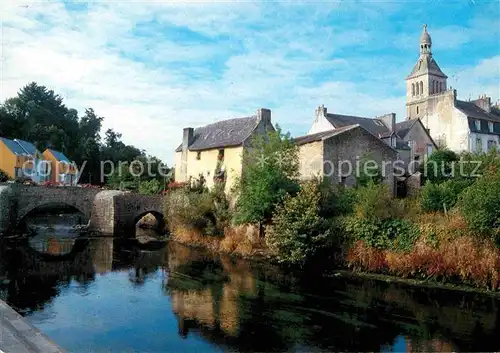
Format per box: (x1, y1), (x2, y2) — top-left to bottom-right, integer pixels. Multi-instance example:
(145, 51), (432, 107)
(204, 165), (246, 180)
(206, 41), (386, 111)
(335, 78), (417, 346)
(0, 231), (499, 352)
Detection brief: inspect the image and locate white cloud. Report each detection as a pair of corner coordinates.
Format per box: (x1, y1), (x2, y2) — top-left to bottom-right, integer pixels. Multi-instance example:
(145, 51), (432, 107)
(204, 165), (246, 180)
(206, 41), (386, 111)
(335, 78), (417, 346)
(1, 0), (498, 166)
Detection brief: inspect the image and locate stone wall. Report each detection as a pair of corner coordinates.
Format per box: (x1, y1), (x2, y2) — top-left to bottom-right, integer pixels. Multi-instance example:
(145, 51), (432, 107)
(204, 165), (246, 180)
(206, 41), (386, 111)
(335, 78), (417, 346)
(323, 127), (398, 193)
(298, 141), (324, 180)
(112, 193), (164, 233)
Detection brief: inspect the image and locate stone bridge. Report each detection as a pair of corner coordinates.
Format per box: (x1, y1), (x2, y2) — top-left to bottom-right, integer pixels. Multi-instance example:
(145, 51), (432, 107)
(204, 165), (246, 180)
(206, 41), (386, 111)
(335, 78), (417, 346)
(0, 184), (164, 236)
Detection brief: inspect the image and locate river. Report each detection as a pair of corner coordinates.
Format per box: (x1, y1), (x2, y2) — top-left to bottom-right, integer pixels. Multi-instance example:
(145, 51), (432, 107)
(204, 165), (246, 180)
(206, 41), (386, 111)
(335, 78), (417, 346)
(0, 214), (499, 352)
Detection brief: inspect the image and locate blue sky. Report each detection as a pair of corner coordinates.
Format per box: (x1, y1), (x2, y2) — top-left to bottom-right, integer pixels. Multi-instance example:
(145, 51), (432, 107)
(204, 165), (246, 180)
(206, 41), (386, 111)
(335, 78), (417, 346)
(1, 0), (499, 164)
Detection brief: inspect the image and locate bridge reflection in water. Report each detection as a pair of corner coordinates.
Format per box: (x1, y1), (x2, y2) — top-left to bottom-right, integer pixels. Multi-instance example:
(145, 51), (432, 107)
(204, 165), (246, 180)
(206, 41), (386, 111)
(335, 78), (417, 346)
(0, 234), (499, 352)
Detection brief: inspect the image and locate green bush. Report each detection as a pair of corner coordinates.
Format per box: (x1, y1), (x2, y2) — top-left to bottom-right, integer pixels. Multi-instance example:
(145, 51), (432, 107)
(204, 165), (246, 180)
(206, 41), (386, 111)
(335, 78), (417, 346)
(382, 219), (420, 252)
(164, 189), (216, 231)
(344, 217), (388, 249)
(266, 181), (331, 265)
(343, 217), (419, 252)
(420, 179), (473, 212)
(354, 182), (394, 223)
(210, 181), (232, 232)
(0, 169), (10, 182)
(318, 182), (357, 217)
(421, 149), (459, 184)
(458, 171), (500, 235)
(233, 128), (299, 225)
(139, 179), (162, 195)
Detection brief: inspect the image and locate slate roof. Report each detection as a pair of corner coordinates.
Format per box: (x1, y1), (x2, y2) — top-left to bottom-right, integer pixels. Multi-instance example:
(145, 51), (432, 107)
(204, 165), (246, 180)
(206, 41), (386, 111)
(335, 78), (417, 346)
(394, 120), (418, 139)
(456, 100), (500, 122)
(407, 55), (447, 79)
(324, 113), (391, 137)
(47, 149), (71, 162)
(175, 116), (260, 152)
(0, 137), (28, 155)
(455, 100), (500, 135)
(14, 139), (41, 157)
(293, 125), (359, 146)
(294, 124), (398, 154)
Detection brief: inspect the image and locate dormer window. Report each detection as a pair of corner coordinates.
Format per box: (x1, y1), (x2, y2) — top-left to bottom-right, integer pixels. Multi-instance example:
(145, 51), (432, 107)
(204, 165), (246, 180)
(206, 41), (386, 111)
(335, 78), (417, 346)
(488, 122), (494, 133)
(475, 120), (481, 130)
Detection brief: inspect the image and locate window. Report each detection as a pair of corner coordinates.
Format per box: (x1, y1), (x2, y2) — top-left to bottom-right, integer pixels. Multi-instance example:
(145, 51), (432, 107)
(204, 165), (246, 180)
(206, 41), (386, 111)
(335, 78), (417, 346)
(416, 106), (419, 115)
(218, 149), (224, 160)
(420, 81), (423, 95)
(416, 82), (419, 95)
(430, 81), (434, 94)
(487, 140), (497, 151)
(476, 137), (483, 152)
(488, 122), (494, 133)
(427, 144), (433, 156)
(196, 151), (201, 160)
(440, 82), (443, 92)
(412, 83), (415, 96)
(475, 120), (481, 130)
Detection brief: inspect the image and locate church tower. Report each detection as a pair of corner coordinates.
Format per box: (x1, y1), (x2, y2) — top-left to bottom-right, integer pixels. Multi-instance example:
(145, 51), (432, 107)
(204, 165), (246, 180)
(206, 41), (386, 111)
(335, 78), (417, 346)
(406, 25), (448, 120)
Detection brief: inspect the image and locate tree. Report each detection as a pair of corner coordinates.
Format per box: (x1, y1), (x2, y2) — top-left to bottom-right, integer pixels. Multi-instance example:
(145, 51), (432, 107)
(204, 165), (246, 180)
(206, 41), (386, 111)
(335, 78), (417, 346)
(421, 149), (459, 184)
(0, 82), (167, 186)
(266, 180), (331, 265)
(458, 170), (500, 236)
(233, 128), (299, 225)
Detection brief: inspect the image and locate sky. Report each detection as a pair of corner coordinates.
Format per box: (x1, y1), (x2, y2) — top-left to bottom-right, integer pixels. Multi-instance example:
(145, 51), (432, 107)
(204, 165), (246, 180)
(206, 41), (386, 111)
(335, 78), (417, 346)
(1, 0), (499, 165)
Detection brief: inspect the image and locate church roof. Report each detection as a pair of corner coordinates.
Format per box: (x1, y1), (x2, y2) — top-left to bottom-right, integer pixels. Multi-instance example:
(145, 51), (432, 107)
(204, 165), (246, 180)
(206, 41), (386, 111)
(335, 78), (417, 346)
(420, 25), (432, 45)
(175, 116), (261, 152)
(407, 55), (447, 79)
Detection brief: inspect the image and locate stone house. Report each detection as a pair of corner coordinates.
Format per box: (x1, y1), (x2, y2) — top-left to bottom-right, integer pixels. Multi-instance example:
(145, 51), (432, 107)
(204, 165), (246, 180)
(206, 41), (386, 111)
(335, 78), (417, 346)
(174, 108), (275, 194)
(308, 105), (436, 173)
(294, 124), (398, 194)
(405, 25), (500, 153)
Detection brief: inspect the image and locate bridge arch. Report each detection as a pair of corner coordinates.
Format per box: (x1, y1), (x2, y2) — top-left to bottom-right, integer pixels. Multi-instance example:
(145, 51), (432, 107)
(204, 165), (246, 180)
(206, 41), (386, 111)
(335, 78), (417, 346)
(17, 202), (90, 225)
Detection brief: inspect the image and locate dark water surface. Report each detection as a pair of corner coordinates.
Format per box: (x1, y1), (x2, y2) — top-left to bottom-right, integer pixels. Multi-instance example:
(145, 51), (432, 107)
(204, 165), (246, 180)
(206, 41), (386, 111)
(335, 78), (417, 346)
(1, 219), (500, 352)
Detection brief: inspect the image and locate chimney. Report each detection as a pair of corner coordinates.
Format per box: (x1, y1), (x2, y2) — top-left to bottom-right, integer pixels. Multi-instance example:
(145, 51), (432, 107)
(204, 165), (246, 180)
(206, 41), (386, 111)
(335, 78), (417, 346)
(378, 113), (396, 132)
(471, 95), (491, 113)
(257, 108), (271, 125)
(315, 104), (327, 121)
(182, 127), (194, 151)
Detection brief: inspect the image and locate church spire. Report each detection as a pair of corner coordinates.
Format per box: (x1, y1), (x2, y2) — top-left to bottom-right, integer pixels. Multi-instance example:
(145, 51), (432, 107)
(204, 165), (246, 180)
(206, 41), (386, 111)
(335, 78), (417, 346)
(420, 24), (432, 55)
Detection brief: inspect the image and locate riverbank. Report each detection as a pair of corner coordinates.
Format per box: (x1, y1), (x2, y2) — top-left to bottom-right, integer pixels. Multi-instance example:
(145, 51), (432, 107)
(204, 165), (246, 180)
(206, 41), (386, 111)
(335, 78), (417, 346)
(0, 299), (66, 353)
(328, 270), (500, 298)
(168, 233), (500, 297)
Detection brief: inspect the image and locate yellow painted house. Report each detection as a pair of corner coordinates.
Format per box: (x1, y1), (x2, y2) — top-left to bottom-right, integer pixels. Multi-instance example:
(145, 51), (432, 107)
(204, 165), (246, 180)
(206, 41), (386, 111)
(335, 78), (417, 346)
(0, 137), (48, 182)
(43, 149), (77, 185)
(174, 108), (275, 194)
